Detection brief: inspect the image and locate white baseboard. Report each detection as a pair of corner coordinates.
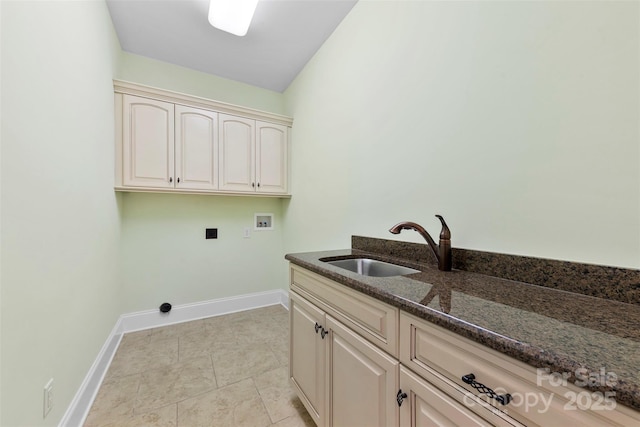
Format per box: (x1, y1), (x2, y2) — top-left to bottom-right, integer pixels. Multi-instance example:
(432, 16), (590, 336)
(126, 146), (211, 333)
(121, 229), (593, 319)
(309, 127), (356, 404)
(58, 323), (122, 427)
(117, 289), (289, 333)
(59, 289), (289, 427)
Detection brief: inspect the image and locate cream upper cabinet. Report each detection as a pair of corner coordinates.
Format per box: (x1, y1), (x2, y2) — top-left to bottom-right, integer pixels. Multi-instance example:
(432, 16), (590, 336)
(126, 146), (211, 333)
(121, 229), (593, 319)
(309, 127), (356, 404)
(114, 80), (292, 197)
(218, 114), (255, 192)
(122, 95), (175, 188)
(120, 96), (217, 191)
(219, 115), (288, 194)
(256, 121), (288, 194)
(175, 105), (218, 191)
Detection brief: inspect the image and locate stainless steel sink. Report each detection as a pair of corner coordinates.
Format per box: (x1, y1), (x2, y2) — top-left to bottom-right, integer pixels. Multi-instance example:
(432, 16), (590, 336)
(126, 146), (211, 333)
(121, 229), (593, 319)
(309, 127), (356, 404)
(323, 258), (420, 277)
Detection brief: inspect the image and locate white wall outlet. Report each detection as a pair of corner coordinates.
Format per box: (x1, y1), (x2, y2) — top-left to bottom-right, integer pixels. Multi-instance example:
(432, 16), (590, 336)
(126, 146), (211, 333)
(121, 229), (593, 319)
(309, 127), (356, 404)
(243, 227), (251, 238)
(43, 378), (53, 418)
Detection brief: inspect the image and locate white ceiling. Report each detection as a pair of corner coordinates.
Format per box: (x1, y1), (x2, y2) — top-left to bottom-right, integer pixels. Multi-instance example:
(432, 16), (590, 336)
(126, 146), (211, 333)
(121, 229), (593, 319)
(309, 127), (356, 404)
(106, 0), (358, 93)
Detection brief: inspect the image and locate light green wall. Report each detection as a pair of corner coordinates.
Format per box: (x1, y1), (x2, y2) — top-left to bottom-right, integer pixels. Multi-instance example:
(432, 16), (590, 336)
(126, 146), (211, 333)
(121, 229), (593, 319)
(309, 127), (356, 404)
(1, 1), (123, 425)
(115, 54), (288, 313)
(283, 0), (640, 269)
(118, 52), (286, 115)
(120, 193), (285, 313)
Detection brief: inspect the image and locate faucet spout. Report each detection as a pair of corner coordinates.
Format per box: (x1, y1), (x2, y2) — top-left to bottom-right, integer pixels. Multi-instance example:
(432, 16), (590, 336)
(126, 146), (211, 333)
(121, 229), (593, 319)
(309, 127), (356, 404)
(389, 215), (452, 271)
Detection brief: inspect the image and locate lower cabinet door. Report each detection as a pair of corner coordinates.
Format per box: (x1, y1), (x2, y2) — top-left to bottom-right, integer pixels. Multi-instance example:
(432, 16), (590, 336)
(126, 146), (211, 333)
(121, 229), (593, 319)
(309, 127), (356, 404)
(399, 366), (519, 427)
(290, 292), (326, 427)
(326, 315), (399, 427)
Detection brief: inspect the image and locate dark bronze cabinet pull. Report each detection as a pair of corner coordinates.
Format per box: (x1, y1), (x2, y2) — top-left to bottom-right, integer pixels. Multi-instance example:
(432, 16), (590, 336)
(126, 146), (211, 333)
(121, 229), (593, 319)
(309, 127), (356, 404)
(169, 177), (173, 183)
(313, 322), (328, 338)
(462, 373), (512, 405)
(396, 389), (408, 407)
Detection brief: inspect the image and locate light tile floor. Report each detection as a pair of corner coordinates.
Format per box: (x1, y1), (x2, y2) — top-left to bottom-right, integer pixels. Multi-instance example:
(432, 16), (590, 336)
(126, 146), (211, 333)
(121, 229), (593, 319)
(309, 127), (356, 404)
(84, 305), (315, 427)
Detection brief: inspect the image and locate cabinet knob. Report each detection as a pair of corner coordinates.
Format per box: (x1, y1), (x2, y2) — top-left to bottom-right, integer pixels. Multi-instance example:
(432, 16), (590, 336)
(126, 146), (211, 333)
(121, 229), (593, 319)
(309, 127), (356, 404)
(257, 182), (260, 188)
(315, 322), (322, 334)
(177, 177), (180, 184)
(169, 177), (173, 183)
(320, 328), (328, 339)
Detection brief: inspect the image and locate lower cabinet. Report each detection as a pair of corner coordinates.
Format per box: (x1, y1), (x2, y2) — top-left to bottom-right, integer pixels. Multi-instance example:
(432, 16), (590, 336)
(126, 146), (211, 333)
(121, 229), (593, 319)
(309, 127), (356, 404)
(400, 311), (640, 427)
(289, 265), (640, 427)
(290, 290), (399, 427)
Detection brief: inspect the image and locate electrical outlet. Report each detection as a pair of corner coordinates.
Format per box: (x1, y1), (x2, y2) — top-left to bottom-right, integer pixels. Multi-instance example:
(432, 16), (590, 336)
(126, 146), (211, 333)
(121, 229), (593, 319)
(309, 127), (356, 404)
(243, 227), (251, 238)
(43, 378), (53, 418)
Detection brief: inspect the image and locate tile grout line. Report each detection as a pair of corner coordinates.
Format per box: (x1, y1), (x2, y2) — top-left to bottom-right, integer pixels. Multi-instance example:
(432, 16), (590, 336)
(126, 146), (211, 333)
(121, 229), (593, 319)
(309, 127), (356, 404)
(251, 377), (277, 426)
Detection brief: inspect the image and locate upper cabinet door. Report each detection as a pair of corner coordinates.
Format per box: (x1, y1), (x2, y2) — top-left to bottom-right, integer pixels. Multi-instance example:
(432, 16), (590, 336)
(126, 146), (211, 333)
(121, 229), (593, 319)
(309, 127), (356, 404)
(122, 95), (175, 188)
(175, 106), (218, 191)
(256, 121), (288, 194)
(219, 114), (255, 192)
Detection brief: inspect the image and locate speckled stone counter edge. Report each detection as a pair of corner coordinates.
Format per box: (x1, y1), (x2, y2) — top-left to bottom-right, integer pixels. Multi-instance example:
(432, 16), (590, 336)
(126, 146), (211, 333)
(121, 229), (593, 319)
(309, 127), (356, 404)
(353, 235), (640, 305)
(285, 245), (640, 412)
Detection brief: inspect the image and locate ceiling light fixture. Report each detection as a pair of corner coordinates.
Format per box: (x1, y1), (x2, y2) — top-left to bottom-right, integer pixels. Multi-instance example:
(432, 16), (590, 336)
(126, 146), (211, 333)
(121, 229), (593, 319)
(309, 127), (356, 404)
(208, 0), (259, 37)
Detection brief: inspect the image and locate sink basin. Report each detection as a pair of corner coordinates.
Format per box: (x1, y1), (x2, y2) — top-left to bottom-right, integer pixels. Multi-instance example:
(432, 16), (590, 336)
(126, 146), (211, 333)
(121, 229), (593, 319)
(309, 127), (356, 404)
(323, 258), (420, 277)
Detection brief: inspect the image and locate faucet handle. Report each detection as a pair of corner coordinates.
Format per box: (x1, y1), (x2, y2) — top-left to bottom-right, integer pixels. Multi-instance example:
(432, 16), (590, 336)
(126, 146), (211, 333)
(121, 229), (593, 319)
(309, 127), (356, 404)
(435, 215), (451, 240)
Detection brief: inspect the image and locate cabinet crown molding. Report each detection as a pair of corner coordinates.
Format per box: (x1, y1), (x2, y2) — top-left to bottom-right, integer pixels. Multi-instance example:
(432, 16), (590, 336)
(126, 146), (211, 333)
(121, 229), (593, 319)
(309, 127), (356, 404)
(113, 80), (293, 127)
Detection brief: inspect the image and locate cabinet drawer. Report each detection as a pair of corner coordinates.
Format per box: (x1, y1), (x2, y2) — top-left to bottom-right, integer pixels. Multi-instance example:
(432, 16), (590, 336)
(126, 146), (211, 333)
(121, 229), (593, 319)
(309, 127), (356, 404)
(400, 365), (520, 427)
(400, 312), (640, 426)
(290, 265), (398, 357)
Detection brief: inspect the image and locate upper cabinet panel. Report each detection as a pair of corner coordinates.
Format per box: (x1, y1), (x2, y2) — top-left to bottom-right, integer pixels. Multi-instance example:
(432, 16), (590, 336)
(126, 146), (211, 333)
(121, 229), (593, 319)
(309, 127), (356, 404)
(122, 95), (175, 188)
(175, 106), (218, 191)
(256, 121), (288, 194)
(219, 114), (255, 192)
(114, 80), (292, 197)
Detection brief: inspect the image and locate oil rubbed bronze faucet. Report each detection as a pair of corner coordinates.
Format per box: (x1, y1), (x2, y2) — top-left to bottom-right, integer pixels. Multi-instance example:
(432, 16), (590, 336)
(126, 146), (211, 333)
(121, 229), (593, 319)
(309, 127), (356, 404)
(389, 215), (452, 271)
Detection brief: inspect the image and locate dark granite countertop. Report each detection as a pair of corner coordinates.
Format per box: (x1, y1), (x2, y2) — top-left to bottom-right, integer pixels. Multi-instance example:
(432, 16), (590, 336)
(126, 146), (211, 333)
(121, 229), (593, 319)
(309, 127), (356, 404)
(285, 244), (640, 412)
